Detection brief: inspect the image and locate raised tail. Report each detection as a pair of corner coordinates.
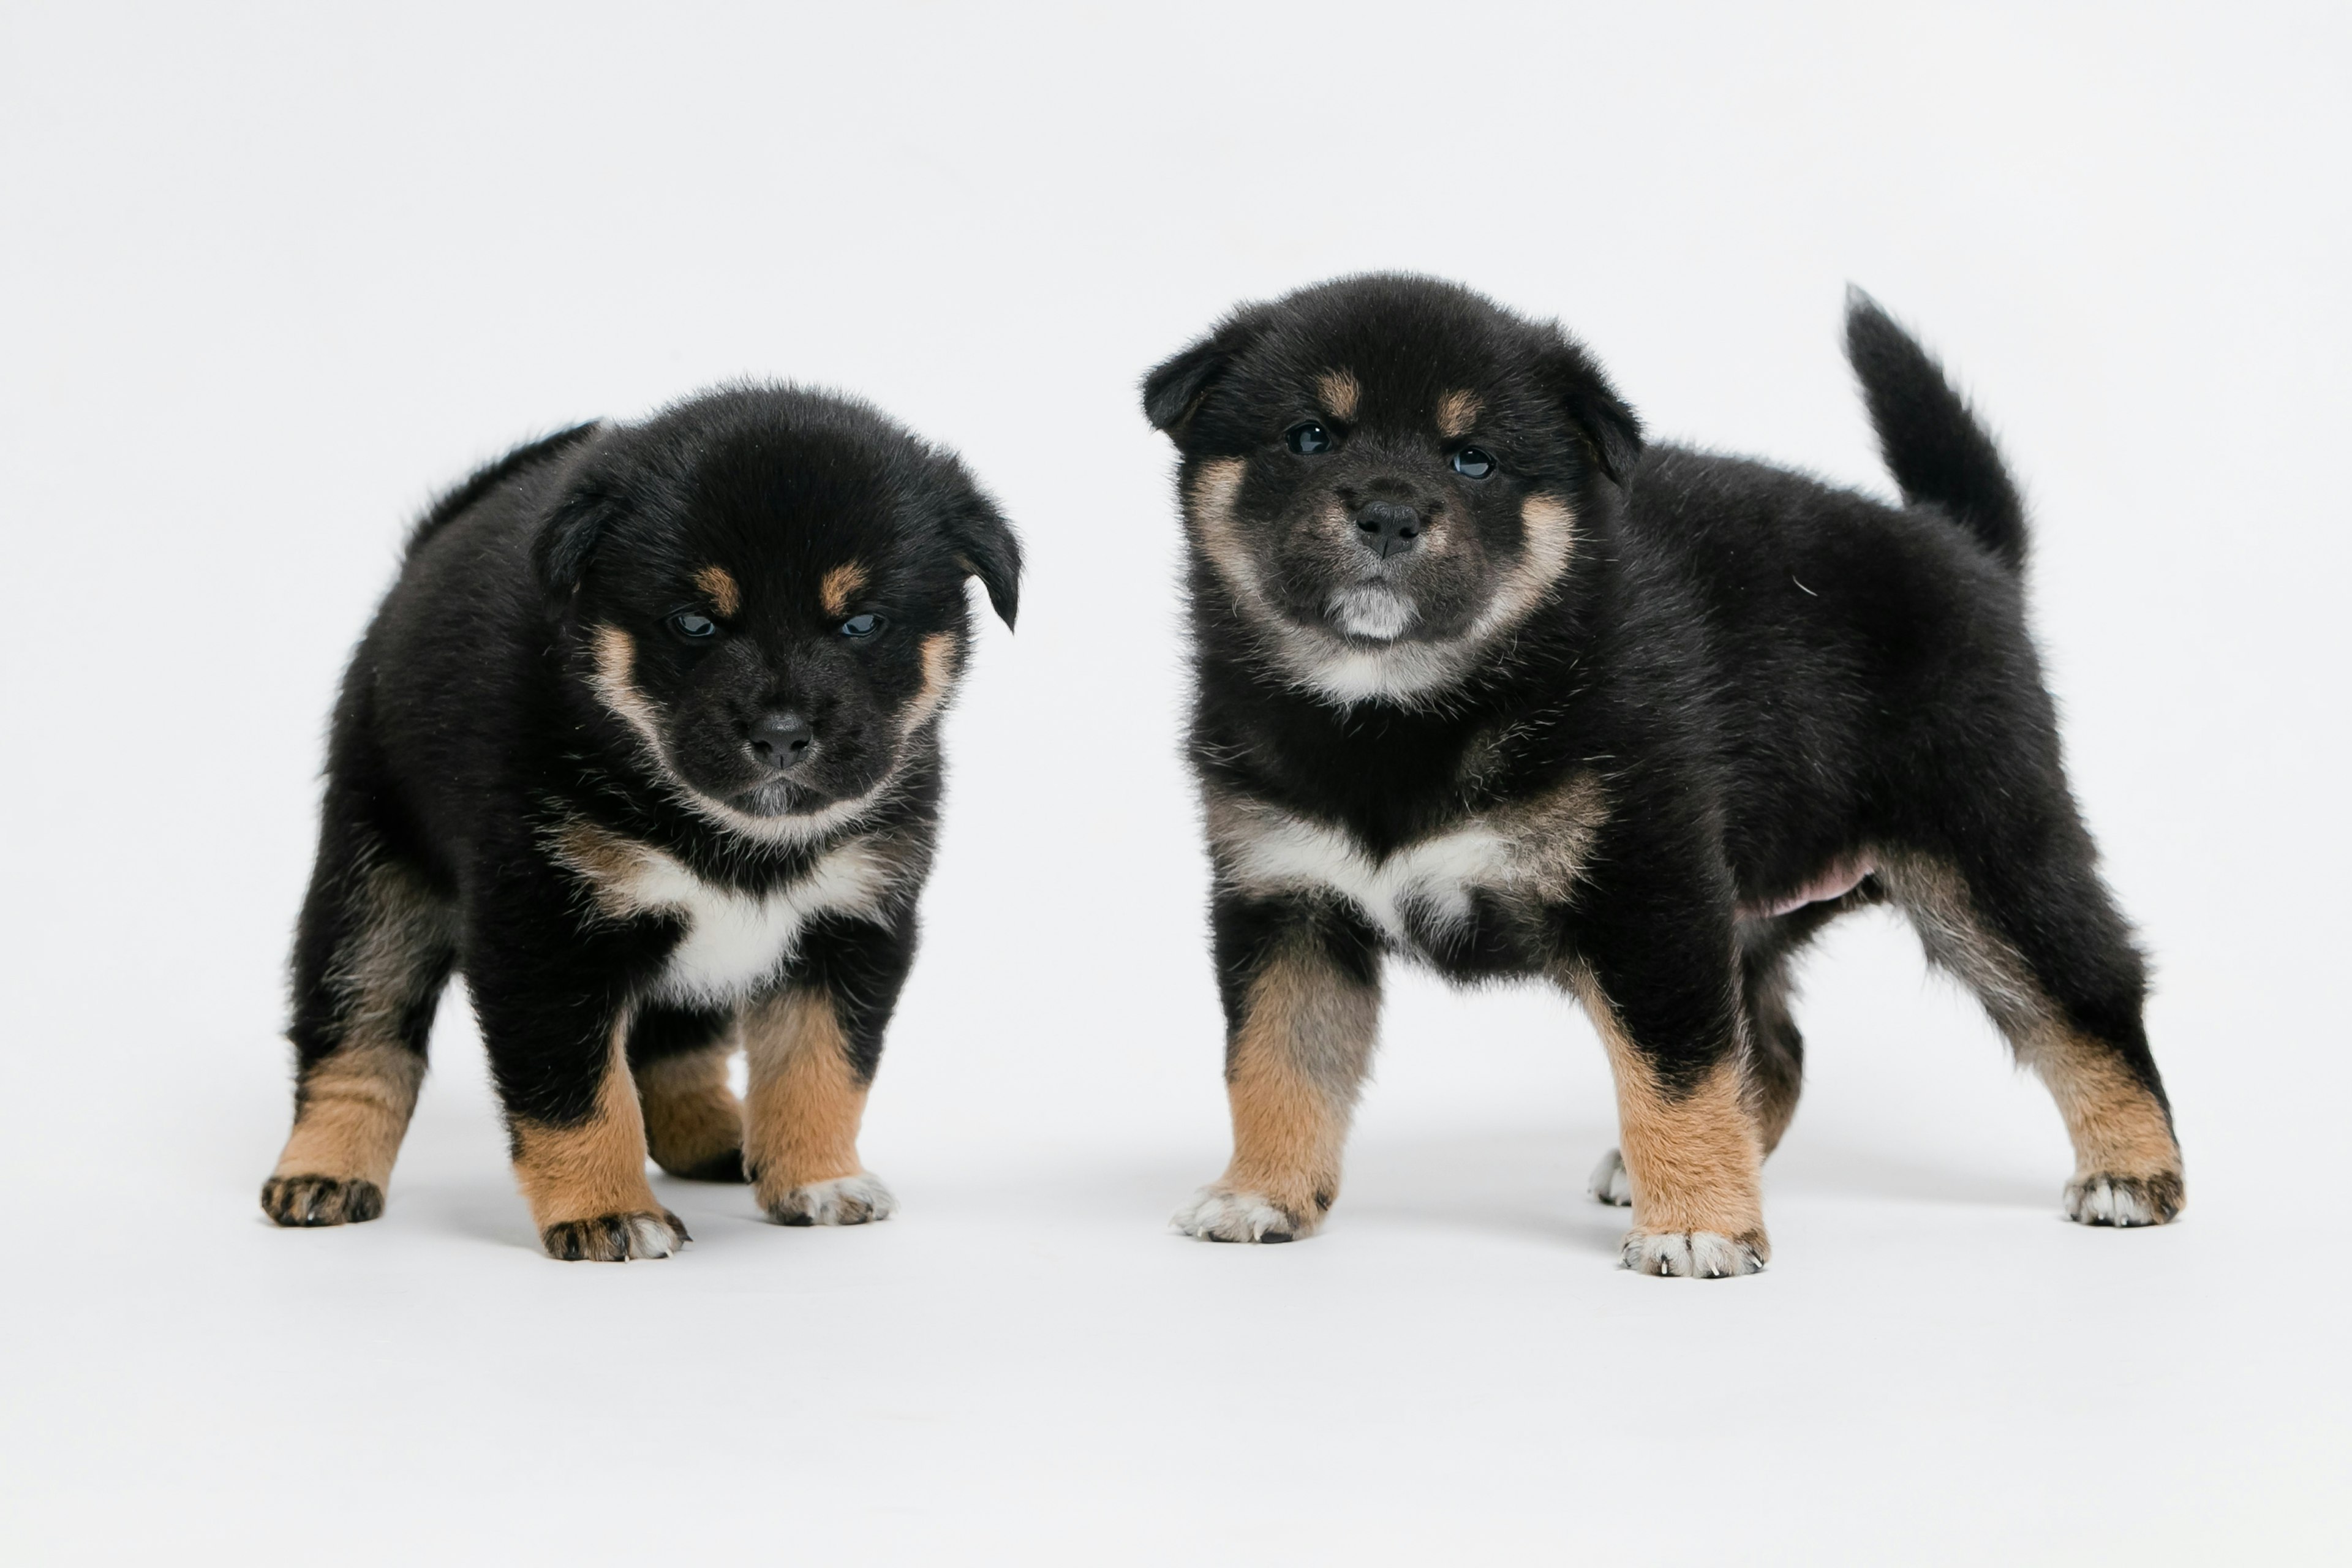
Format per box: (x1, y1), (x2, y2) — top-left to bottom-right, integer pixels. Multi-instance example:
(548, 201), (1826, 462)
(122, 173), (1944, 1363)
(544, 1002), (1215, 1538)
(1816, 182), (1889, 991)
(1844, 287), (2027, 571)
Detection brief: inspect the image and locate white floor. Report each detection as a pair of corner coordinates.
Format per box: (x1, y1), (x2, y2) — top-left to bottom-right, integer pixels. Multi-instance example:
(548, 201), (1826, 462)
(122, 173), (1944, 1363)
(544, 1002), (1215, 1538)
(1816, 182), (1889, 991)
(6, 911), (2342, 1566)
(5, 5), (2348, 1562)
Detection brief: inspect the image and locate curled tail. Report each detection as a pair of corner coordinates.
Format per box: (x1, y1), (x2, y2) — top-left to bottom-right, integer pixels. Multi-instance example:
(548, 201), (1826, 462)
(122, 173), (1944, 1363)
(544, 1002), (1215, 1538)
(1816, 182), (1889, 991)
(1844, 287), (2027, 571)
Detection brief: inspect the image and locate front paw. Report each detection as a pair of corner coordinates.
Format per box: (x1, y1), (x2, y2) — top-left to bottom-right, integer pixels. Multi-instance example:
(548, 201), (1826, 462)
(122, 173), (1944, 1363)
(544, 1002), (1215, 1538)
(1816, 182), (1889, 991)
(262, 1174), (385, 1227)
(1621, 1228), (1767, 1278)
(2064, 1171), (2184, 1227)
(541, 1210), (690, 1261)
(761, 1172), (896, 1227)
(1170, 1186), (1317, 1243)
(1587, 1148), (1632, 1207)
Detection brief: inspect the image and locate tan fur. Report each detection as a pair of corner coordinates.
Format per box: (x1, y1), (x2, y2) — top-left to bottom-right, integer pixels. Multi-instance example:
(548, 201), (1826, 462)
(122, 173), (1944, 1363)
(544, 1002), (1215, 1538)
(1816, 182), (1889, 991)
(693, 565), (741, 617)
(636, 1040), (744, 1175)
(1316, 369), (1360, 421)
(819, 562), (870, 617)
(1213, 944), (1379, 1229)
(1573, 970), (1768, 1254)
(741, 989), (869, 1207)
(270, 859), (451, 1188)
(1435, 388), (1482, 440)
(270, 1041), (426, 1189)
(548, 816), (660, 918)
(587, 624), (666, 757)
(902, 631), (959, 735)
(1471, 493), (1577, 641)
(1877, 853), (2183, 1189)
(2029, 1030), (2180, 1182)
(508, 1020), (664, 1229)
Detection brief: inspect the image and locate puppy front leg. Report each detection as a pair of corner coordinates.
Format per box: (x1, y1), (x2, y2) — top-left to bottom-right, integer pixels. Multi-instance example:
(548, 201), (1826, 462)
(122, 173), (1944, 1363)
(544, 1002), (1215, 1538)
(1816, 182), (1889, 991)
(1568, 937), (1768, 1278)
(1174, 895), (1381, 1243)
(742, 913), (915, 1227)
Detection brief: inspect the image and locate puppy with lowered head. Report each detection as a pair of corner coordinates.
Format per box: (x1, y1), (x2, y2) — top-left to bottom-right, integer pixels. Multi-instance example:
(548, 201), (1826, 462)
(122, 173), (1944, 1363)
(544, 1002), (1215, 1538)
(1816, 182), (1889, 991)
(261, 386), (1020, 1260)
(1144, 275), (2180, 1275)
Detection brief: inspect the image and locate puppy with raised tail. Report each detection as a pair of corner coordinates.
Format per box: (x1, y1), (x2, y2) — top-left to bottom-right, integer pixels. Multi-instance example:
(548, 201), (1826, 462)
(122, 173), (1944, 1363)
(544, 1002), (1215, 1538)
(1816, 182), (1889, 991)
(1144, 276), (2180, 1275)
(261, 387), (1020, 1260)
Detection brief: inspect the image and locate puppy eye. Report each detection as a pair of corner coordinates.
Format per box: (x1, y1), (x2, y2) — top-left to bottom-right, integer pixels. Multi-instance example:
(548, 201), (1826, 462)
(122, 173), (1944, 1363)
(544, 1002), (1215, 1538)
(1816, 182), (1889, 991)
(839, 613), (886, 639)
(1452, 447), (1496, 480)
(669, 611), (720, 640)
(1286, 421), (1333, 455)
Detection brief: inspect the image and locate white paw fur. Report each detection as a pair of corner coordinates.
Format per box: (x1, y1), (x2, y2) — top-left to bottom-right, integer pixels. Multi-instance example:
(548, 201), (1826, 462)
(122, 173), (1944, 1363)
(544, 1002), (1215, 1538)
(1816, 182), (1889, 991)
(1171, 1187), (1303, 1243)
(1621, 1230), (1765, 1278)
(1588, 1147), (1632, 1207)
(621, 1213), (681, 1257)
(766, 1172), (897, 1226)
(2065, 1175), (2160, 1227)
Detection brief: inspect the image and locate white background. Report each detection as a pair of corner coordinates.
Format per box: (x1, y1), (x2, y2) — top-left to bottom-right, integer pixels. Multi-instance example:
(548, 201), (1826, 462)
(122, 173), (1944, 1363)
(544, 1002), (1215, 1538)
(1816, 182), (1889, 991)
(4, 4), (2346, 1562)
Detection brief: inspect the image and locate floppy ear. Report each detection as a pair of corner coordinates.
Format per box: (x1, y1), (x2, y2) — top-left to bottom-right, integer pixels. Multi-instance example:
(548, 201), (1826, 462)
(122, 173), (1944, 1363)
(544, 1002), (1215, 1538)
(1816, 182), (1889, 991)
(1539, 332), (1645, 486)
(532, 481), (623, 603)
(1141, 304), (1272, 435)
(945, 484), (1023, 630)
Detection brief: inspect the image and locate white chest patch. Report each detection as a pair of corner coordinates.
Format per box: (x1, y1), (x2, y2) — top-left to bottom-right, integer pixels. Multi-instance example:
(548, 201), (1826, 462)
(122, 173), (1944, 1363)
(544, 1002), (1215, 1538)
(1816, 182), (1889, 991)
(554, 824), (897, 1006)
(1204, 777), (1604, 948)
(1219, 809), (1516, 940)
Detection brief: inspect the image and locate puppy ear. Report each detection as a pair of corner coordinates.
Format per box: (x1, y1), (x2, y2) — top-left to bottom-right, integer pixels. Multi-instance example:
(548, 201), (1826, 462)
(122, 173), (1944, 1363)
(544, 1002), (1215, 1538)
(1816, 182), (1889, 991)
(945, 484), (1023, 630)
(532, 481), (622, 603)
(1540, 331), (1645, 486)
(1142, 305), (1272, 435)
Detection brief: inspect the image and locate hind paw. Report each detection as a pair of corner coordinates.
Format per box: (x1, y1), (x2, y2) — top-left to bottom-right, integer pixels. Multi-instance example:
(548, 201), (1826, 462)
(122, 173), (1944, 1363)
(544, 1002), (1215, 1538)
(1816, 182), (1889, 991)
(262, 1174), (385, 1227)
(1588, 1148), (1632, 1207)
(2064, 1172), (2184, 1227)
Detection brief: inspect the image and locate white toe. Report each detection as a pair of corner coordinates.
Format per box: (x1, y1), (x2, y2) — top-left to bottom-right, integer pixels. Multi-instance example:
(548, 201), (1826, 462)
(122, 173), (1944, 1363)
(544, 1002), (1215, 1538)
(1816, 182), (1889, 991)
(1622, 1229), (1763, 1278)
(1171, 1188), (1296, 1243)
(771, 1172), (897, 1226)
(623, 1214), (679, 1258)
(1588, 1148), (1632, 1207)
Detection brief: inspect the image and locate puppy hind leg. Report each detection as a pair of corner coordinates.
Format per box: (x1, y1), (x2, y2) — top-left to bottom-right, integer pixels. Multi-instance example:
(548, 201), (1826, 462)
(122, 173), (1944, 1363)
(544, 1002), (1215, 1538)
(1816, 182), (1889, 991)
(263, 833), (453, 1228)
(1174, 897), (1381, 1243)
(628, 1003), (746, 1182)
(1885, 849), (2182, 1226)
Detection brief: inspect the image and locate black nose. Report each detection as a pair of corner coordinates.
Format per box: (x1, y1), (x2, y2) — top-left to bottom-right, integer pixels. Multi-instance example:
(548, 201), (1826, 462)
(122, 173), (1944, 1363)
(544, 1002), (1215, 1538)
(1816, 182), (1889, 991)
(1355, 501), (1424, 560)
(747, 710), (816, 772)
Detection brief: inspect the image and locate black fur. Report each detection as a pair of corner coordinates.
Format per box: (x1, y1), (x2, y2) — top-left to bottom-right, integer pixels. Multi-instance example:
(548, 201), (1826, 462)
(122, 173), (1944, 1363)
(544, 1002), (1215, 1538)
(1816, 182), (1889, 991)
(266, 385), (1019, 1254)
(1145, 274), (2177, 1259)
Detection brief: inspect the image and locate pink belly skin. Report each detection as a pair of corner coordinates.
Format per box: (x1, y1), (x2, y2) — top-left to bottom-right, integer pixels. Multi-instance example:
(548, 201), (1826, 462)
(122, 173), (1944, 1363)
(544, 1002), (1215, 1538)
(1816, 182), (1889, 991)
(1742, 856), (1875, 921)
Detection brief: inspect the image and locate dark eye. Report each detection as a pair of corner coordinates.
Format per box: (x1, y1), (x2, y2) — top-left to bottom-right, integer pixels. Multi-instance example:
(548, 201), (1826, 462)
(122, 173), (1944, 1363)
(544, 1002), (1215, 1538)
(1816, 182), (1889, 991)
(1286, 421), (1332, 455)
(1452, 447), (1496, 480)
(839, 613), (886, 638)
(669, 611), (720, 640)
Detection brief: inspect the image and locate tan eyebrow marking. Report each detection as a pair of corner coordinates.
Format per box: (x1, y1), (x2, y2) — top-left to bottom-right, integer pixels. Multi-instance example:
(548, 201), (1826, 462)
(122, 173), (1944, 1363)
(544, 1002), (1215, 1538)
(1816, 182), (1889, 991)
(693, 566), (741, 617)
(1436, 390), (1482, 440)
(818, 562), (870, 618)
(1316, 371), (1360, 422)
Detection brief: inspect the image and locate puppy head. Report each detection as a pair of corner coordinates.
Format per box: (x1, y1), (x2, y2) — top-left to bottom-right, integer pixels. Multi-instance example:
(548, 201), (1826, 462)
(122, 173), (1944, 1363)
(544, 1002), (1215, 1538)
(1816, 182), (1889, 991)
(1142, 274), (1639, 703)
(534, 387), (1019, 831)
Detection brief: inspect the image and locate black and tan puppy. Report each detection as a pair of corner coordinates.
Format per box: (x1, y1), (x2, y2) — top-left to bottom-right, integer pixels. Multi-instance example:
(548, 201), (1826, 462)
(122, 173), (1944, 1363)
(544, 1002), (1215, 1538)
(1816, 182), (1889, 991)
(260, 386), (1019, 1260)
(1144, 275), (2180, 1275)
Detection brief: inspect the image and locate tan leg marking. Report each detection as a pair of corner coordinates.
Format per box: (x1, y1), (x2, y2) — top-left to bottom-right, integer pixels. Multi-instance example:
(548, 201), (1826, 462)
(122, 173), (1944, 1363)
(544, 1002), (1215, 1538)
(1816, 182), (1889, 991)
(818, 562), (870, 618)
(1880, 853), (2184, 1221)
(693, 565), (741, 617)
(509, 1020), (682, 1259)
(1572, 971), (1768, 1267)
(636, 1039), (745, 1180)
(263, 858), (452, 1226)
(270, 1041), (425, 1191)
(1316, 369), (1360, 421)
(742, 989), (891, 1224)
(1435, 388), (1482, 439)
(1182, 944), (1377, 1240)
